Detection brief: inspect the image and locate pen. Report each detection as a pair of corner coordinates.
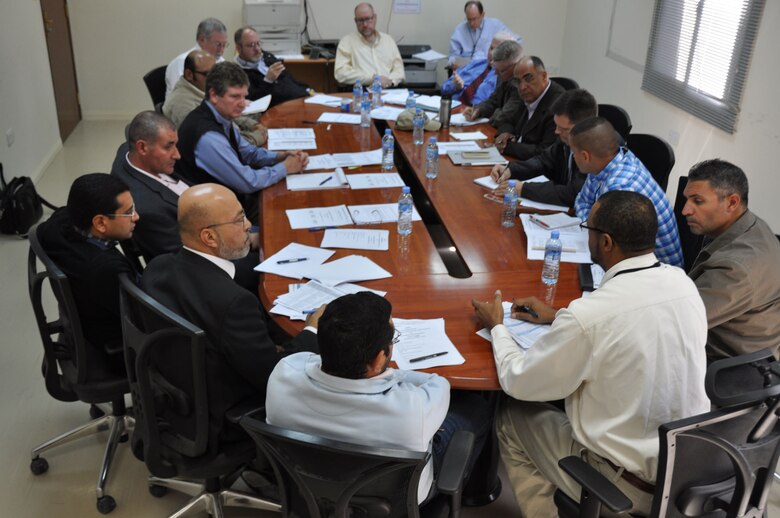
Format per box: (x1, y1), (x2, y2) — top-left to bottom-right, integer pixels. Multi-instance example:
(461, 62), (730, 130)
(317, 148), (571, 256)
(326, 124), (332, 131)
(319, 176), (334, 186)
(302, 309), (318, 314)
(302, 120), (319, 124)
(276, 257), (309, 264)
(530, 216), (551, 229)
(308, 226), (337, 231)
(409, 351), (449, 363)
(516, 305), (540, 319)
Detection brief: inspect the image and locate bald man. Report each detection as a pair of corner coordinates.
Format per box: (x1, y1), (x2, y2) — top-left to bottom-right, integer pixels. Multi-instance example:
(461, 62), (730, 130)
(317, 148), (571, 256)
(141, 184), (322, 442)
(571, 117), (684, 267)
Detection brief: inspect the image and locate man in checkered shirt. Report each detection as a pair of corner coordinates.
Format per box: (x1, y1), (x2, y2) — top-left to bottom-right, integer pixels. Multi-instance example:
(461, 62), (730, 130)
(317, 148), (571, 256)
(571, 117), (684, 267)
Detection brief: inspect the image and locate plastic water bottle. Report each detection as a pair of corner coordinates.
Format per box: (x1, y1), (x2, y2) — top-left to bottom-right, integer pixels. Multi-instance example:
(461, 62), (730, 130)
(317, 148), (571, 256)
(360, 95), (371, 128)
(381, 129), (395, 171)
(501, 180), (517, 227)
(371, 75), (383, 108)
(397, 186), (413, 236)
(412, 108), (425, 145)
(541, 230), (562, 285)
(352, 81), (362, 113)
(405, 90), (416, 110)
(425, 137), (439, 179)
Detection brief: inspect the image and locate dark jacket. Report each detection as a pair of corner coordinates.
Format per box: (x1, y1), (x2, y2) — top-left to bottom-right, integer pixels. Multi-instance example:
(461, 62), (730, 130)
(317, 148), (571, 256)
(243, 52), (311, 107)
(476, 77), (522, 130)
(509, 139), (587, 208)
(500, 81), (565, 161)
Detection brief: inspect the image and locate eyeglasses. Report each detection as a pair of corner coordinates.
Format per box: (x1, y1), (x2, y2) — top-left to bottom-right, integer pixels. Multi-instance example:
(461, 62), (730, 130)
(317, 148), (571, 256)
(241, 41), (262, 49)
(579, 220), (609, 234)
(107, 204), (136, 219)
(205, 211), (247, 229)
(391, 329), (402, 345)
(211, 41), (230, 49)
(354, 15), (375, 24)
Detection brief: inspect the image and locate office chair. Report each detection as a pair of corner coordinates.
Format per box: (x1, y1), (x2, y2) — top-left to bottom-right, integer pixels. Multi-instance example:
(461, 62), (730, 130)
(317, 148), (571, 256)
(626, 133), (675, 192)
(550, 77), (580, 91)
(553, 353), (780, 518)
(143, 66), (167, 107)
(27, 224), (134, 514)
(118, 274), (280, 518)
(597, 104), (632, 140)
(673, 176), (705, 272)
(240, 415), (474, 518)
(118, 238), (146, 273)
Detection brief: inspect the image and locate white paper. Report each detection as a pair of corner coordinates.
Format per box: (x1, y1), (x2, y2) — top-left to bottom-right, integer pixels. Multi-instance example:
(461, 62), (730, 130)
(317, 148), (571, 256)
(270, 304), (307, 321)
(276, 53), (305, 60)
(348, 203), (422, 224)
(272, 281), (387, 320)
(285, 169), (348, 191)
(381, 89), (410, 106)
(518, 198), (569, 212)
(267, 139), (317, 150)
(450, 131), (488, 141)
(391, 318), (465, 370)
(305, 154), (339, 171)
(476, 302), (551, 350)
(268, 128), (316, 140)
(254, 242), (335, 279)
(346, 173), (405, 190)
(393, 0), (421, 14)
(285, 204), (354, 229)
(242, 94), (272, 115)
(321, 229), (389, 251)
(304, 255), (392, 286)
(414, 95), (462, 112)
(317, 112), (361, 124)
(331, 149), (383, 167)
(436, 141), (481, 156)
(473, 175), (500, 190)
(528, 213), (582, 230)
(449, 113), (490, 126)
(304, 94), (343, 107)
(520, 214), (592, 263)
(412, 49), (447, 62)
(370, 106), (405, 121)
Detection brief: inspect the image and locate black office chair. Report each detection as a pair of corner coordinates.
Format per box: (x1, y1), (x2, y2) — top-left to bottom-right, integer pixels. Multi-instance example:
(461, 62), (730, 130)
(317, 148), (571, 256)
(118, 274), (280, 517)
(626, 133), (675, 192)
(240, 415), (475, 518)
(143, 65), (167, 107)
(550, 77), (580, 91)
(27, 224), (133, 514)
(673, 176), (705, 272)
(118, 238), (146, 273)
(553, 352), (780, 518)
(597, 104), (632, 140)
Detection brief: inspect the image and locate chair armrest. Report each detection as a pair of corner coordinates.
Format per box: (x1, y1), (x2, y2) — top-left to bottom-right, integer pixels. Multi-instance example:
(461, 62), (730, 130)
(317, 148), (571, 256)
(558, 456), (632, 514)
(225, 399), (265, 424)
(435, 430), (475, 495)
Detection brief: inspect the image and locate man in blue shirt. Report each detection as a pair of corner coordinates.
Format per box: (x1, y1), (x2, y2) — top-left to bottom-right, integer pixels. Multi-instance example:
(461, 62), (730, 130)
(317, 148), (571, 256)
(571, 117), (684, 267)
(449, 1), (516, 70)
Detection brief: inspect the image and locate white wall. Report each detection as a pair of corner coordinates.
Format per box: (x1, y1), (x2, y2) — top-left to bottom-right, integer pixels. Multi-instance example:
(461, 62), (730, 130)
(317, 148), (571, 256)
(560, 0), (780, 230)
(0, 0), (62, 183)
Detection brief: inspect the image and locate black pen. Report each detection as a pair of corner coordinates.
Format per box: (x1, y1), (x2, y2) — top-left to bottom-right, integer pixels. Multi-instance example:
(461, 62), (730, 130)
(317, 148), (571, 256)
(516, 305), (539, 319)
(276, 257), (309, 264)
(409, 351), (448, 363)
(318, 176), (333, 186)
(308, 226), (337, 231)
(302, 120), (320, 124)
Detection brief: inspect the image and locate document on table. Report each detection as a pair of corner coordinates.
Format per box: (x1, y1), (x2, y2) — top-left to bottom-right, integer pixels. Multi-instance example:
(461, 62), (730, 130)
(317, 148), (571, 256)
(412, 49), (447, 62)
(321, 229), (389, 251)
(436, 141), (481, 155)
(242, 94), (272, 115)
(391, 318), (465, 370)
(271, 280), (387, 320)
(317, 112), (361, 124)
(304, 255), (392, 286)
(528, 213), (581, 230)
(346, 173), (404, 190)
(285, 204), (354, 229)
(520, 214), (592, 263)
(348, 203), (422, 224)
(519, 198), (569, 212)
(476, 302), (551, 351)
(370, 106), (405, 121)
(285, 169), (348, 191)
(381, 89), (410, 105)
(305, 154), (339, 171)
(448, 146), (506, 166)
(331, 149), (383, 167)
(268, 128), (316, 140)
(254, 242), (335, 279)
(449, 113), (490, 126)
(473, 175), (500, 190)
(414, 95), (462, 112)
(267, 128), (317, 151)
(304, 94), (343, 107)
(449, 131), (488, 141)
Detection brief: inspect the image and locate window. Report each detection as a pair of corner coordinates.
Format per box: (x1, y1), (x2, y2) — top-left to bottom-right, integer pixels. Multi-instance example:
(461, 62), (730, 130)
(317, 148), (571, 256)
(642, 0), (765, 134)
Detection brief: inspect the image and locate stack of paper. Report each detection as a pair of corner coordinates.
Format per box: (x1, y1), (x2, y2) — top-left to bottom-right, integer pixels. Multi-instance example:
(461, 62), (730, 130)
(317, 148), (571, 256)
(448, 146), (506, 165)
(528, 213), (581, 230)
(414, 95), (462, 112)
(254, 243), (335, 279)
(346, 173), (404, 190)
(391, 318), (465, 370)
(321, 229), (389, 251)
(270, 280), (387, 320)
(520, 214), (592, 263)
(449, 131), (488, 141)
(474, 176), (500, 190)
(305, 154), (339, 171)
(285, 204), (354, 230)
(476, 302), (552, 350)
(436, 141), (481, 156)
(370, 106), (405, 121)
(304, 94), (343, 107)
(285, 169), (348, 191)
(331, 149), (383, 167)
(412, 49), (447, 62)
(381, 89), (410, 106)
(305, 255), (392, 286)
(267, 128), (317, 150)
(242, 95), (272, 115)
(348, 203), (422, 224)
(317, 112), (361, 124)
(449, 113), (490, 126)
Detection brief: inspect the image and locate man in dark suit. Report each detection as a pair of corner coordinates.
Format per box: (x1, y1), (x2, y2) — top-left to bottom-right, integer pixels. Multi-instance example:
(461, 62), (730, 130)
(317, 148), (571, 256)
(494, 56), (565, 161)
(141, 183), (322, 442)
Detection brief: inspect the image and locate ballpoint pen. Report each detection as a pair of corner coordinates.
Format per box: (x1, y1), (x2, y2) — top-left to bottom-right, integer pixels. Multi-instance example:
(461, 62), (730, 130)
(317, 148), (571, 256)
(276, 257), (309, 264)
(308, 226), (337, 231)
(318, 176), (334, 186)
(516, 305), (540, 319)
(409, 351), (448, 363)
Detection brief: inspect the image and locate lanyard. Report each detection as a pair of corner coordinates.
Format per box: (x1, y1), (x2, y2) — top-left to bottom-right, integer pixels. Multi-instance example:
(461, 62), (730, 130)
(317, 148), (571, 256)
(469, 23), (484, 57)
(612, 262), (661, 278)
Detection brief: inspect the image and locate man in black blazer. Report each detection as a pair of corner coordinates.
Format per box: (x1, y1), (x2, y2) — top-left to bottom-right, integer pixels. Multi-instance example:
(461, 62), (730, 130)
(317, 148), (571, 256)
(494, 56), (565, 161)
(141, 183), (321, 442)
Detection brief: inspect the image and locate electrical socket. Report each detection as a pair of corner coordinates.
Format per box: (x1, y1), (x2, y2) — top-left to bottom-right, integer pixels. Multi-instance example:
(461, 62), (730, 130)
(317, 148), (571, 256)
(668, 130), (680, 147)
(6, 128), (14, 147)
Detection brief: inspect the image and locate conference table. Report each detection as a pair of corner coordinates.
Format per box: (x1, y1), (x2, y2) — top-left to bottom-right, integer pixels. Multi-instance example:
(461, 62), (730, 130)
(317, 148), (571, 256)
(258, 96), (583, 392)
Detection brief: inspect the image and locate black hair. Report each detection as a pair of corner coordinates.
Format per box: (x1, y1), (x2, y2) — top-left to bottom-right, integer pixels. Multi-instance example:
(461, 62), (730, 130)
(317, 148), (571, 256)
(590, 190), (658, 253)
(66, 173), (129, 231)
(688, 159), (749, 206)
(205, 61), (249, 97)
(550, 89), (598, 124)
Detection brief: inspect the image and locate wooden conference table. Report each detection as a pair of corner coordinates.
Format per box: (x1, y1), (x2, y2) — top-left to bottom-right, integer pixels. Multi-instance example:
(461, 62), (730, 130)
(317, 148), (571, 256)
(259, 97), (582, 391)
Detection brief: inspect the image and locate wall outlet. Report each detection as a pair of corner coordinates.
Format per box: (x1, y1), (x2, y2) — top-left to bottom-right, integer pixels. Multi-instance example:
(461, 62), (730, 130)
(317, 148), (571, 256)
(668, 130), (680, 147)
(6, 128), (14, 147)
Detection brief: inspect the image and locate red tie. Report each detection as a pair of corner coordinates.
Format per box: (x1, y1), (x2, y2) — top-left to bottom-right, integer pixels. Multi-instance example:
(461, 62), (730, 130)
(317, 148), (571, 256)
(460, 65), (492, 106)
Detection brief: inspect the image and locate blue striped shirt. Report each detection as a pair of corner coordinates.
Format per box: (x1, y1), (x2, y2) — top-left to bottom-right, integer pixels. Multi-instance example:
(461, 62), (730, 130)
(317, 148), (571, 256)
(440, 58), (497, 106)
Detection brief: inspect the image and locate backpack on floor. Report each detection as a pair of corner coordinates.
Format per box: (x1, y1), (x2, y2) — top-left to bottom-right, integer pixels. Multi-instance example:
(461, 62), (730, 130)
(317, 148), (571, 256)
(0, 163), (59, 238)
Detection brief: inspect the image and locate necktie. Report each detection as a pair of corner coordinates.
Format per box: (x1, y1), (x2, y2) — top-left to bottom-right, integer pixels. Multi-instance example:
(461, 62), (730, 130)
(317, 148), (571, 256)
(460, 65), (492, 106)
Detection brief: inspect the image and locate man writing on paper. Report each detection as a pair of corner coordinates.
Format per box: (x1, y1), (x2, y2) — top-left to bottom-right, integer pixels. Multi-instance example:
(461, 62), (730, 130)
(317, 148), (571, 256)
(682, 159), (780, 360)
(334, 3), (405, 88)
(165, 18), (228, 98)
(461, 40), (523, 130)
(472, 191), (709, 517)
(266, 292), (490, 504)
(490, 89), (596, 208)
(448, 1), (514, 70)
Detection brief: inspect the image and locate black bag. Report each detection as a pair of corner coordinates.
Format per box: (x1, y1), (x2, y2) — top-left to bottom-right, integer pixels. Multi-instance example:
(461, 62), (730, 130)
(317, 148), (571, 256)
(0, 163), (59, 237)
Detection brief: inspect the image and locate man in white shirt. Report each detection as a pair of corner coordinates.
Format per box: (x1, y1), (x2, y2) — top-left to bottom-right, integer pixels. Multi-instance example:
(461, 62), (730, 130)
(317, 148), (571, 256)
(472, 190), (709, 517)
(334, 3), (405, 88)
(165, 18), (228, 98)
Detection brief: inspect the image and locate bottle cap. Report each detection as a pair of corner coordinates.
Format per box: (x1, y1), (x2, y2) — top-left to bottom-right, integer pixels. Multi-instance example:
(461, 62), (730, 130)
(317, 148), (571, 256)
(385, 129), (392, 135)
(402, 186), (410, 194)
(551, 230), (560, 239)
(355, 80), (361, 86)
(429, 137), (436, 143)
(416, 108), (422, 114)
(508, 180), (516, 187)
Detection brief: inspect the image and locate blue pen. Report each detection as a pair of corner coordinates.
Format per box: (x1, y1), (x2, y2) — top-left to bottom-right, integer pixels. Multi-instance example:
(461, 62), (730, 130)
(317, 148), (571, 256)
(302, 309), (318, 314)
(318, 176), (334, 186)
(308, 226), (337, 231)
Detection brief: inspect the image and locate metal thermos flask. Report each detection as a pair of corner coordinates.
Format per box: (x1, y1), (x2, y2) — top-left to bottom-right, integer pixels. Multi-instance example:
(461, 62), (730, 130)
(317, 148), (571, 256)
(439, 96), (452, 128)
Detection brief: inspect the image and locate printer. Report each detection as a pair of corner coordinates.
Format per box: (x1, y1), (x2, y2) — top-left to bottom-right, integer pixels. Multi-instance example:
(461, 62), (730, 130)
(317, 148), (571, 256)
(399, 45), (437, 88)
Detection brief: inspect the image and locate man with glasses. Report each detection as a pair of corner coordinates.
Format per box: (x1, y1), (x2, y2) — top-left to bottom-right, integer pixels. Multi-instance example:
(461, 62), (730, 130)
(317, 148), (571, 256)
(448, 1), (514, 70)
(472, 190), (708, 517)
(234, 26), (312, 107)
(142, 183), (321, 442)
(37, 173), (141, 375)
(165, 18), (229, 98)
(334, 3), (405, 88)
(267, 291), (490, 504)
(461, 39), (523, 129)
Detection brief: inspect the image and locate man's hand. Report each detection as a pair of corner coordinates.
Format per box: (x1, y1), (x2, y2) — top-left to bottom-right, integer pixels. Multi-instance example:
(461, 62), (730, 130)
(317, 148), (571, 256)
(462, 106), (480, 121)
(282, 153), (306, 173)
(490, 164), (511, 183)
(494, 132), (515, 153)
(511, 296), (557, 324)
(471, 289), (505, 330)
(305, 304), (327, 328)
(452, 72), (464, 91)
(379, 75), (393, 88)
(266, 61), (285, 82)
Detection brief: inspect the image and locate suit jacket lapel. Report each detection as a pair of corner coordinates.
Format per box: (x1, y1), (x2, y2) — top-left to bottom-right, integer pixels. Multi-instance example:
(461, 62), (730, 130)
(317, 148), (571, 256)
(123, 159), (183, 208)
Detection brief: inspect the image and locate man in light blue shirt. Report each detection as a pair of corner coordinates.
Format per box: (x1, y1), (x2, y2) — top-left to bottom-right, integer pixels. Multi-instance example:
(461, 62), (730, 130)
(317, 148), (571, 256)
(449, 1), (517, 69)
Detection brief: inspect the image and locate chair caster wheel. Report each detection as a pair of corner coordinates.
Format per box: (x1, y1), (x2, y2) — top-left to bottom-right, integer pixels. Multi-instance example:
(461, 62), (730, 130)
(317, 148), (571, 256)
(96, 495), (116, 514)
(149, 484), (168, 497)
(90, 404), (105, 419)
(119, 433), (129, 443)
(30, 457), (49, 475)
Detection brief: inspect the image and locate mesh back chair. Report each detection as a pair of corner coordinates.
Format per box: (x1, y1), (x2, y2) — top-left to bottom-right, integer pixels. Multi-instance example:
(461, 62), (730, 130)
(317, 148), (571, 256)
(240, 415), (475, 518)
(673, 176), (706, 272)
(143, 66), (167, 107)
(597, 104), (632, 140)
(550, 77), (580, 91)
(118, 274), (280, 517)
(626, 133), (675, 192)
(27, 224), (133, 514)
(554, 353), (780, 518)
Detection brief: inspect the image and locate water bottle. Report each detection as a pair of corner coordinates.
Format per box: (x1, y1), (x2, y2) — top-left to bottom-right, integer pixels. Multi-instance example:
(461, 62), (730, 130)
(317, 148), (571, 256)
(371, 75), (383, 108)
(360, 95), (371, 128)
(405, 90), (416, 110)
(381, 129), (395, 171)
(352, 81), (362, 113)
(412, 108), (425, 145)
(501, 180), (517, 227)
(397, 186), (413, 236)
(425, 137), (439, 179)
(541, 230), (562, 285)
